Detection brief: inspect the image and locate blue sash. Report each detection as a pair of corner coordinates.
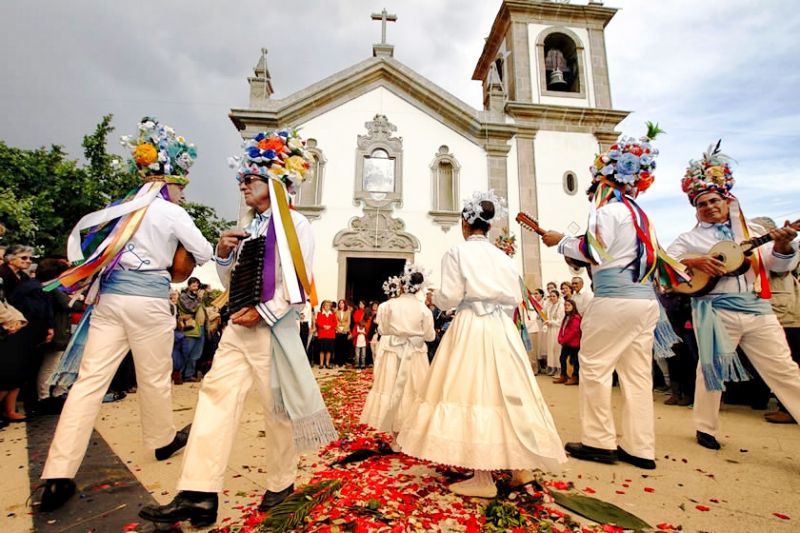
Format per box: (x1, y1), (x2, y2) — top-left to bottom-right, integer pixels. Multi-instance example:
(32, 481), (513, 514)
(691, 293), (772, 391)
(101, 270), (170, 298)
(593, 268), (656, 299)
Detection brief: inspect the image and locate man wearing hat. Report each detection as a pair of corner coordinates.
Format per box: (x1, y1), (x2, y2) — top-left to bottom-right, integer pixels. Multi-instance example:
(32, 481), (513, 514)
(39, 118), (213, 511)
(542, 123), (684, 470)
(139, 129), (337, 528)
(667, 142), (800, 450)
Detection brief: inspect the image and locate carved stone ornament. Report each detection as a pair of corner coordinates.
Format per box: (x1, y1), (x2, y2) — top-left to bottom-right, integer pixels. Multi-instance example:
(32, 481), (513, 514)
(333, 208), (419, 252)
(355, 115), (404, 208)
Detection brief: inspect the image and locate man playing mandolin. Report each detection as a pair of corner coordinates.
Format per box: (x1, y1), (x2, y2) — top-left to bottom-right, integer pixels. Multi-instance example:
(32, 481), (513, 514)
(667, 142), (800, 450)
(38, 118), (213, 512)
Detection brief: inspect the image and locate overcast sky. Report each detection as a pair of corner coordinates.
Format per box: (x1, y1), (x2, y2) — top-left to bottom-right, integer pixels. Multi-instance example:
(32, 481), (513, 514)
(1, 0), (798, 245)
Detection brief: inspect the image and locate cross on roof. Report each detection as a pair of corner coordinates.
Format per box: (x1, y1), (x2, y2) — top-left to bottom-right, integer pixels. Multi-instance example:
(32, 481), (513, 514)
(370, 8), (397, 45)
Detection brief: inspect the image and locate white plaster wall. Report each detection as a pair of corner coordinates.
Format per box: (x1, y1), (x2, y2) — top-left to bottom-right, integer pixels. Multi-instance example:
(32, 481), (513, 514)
(533, 130), (597, 288)
(527, 23), (596, 108)
(504, 139), (524, 275)
(295, 86), (489, 299)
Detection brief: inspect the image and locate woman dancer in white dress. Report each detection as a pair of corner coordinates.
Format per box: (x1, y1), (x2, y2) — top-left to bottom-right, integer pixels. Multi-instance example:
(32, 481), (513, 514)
(397, 191), (567, 498)
(360, 267), (434, 447)
(360, 276), (400, 428)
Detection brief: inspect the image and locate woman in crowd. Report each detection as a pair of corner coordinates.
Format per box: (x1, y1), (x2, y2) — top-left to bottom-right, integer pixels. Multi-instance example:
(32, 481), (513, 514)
(397, 190), (566, 498)
(334, 299), (352, 366)
(543, 289), (565, 376)
(0, 267), (30, 428)
(554, 299), (581, 386)
(560, 281), (573, 301)
(316, 300), (336, 369)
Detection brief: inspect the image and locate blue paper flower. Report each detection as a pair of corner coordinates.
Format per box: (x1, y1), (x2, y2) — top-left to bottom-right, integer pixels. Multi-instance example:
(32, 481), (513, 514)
(617, 153), (641, 175)
(254, 132), (266, 142)
(247, 147), (261, 158)
(607, 150), (622, 160)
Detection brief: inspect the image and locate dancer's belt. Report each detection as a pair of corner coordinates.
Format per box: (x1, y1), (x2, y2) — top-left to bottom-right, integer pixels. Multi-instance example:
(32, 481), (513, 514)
(100, 270), (170, 298)
(229, 236), (266, 315)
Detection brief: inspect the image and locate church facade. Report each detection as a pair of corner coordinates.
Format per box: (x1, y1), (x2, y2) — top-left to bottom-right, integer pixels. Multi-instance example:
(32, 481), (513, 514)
(229, 0), (628, 303)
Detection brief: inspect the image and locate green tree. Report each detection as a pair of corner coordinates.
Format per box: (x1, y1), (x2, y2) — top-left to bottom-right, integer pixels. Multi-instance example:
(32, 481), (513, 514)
(0, 114), (233, 255)
(183, 201), (235, 245)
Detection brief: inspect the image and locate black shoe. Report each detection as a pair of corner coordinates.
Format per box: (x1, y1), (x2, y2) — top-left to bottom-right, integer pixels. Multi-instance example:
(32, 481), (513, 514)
(696, 431), (721, 450)
(258, 484), (294, 512)
(564, 442), (618, 464)
(155, 424), (191, 461)
(616, 446), (656, 470)
(39, 478), (76, 512)
(139, 491), (218, 527)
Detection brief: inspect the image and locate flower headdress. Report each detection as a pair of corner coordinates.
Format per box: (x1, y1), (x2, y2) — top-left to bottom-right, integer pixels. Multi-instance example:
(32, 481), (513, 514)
(462, 189), (508, 225)
(382, 275), (402, 298)
(494, 228), (517, 257)
(401, 262), (430, 294)
(228, 129), (313, 194)
(120, 117), (197, 185)
(589, 121), (664, 197)
(681, 140), (735, 205)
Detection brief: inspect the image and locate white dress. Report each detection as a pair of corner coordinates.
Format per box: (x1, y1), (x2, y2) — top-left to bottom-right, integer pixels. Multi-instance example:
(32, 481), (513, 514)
(543, 299), (564, 369)
(360, 294), (434, 433)
(396, 236), (567, 471)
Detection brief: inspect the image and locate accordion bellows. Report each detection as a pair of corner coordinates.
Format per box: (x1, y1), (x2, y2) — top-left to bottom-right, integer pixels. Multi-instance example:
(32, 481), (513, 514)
(229, 236), (266, 315)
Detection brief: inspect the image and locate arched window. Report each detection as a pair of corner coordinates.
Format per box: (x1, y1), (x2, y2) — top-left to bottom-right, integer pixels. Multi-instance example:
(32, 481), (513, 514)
(537, 28), (586, 99)
(429, 146), (461, 231)
(294, 138), (326, 220)
(563, 171), (578, 195)
(355, 115), (403, 207)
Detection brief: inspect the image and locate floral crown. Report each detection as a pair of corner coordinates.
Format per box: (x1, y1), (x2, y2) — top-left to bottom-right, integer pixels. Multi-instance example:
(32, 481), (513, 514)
(382, 275), (402, 297)
(401, 262), (430, 294)
(462, 189), (508, 225)
(120, 117), (197, 185)
(589, 121), (664, 196)
(681, 140), (735, 205)
(228, 129), (313, 193)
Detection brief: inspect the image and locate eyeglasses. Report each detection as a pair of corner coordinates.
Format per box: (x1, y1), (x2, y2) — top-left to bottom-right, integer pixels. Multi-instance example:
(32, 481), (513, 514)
(16, 256), (32, 260)
(237, 175), (269, 186)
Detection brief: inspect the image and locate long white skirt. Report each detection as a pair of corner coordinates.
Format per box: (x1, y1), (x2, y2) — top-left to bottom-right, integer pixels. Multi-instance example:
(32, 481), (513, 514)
(396, 308), (567, 472)
(546, 327), (561, 369)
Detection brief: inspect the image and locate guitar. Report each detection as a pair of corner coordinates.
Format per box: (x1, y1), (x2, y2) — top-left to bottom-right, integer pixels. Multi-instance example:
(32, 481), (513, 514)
(168, 243), (196, 283)
(515, 212), (592, 270)
(669, 220), (800, 296)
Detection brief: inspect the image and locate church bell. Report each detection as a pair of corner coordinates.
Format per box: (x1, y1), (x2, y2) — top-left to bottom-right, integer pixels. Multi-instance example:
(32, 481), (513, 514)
(548, 68), (568, 89)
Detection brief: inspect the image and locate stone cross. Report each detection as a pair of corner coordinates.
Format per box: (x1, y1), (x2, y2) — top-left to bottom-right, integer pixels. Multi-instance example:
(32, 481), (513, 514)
(371, 8), (397, 45)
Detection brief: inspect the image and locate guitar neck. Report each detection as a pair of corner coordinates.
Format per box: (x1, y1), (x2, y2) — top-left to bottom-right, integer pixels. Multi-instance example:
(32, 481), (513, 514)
(743, 219), (800, 252)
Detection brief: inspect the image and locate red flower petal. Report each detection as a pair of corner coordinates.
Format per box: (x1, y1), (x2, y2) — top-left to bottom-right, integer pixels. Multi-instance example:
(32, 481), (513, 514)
(773, 513), (790, 520)
(696, 505), (711, 512)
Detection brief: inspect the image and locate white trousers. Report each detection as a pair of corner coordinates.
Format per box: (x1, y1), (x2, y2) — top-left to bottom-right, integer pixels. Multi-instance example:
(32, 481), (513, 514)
(42, 294), (176, 479)
(694, 310), (800, 436)
(578, 297), (659, 459)
(177, 322), (296, 493)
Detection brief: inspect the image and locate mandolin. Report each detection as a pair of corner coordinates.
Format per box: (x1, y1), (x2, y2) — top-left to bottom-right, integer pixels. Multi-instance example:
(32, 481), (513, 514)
(169, 243), (196, 283)
(515, 212), (591, 270)
(670, 220), (800, 296)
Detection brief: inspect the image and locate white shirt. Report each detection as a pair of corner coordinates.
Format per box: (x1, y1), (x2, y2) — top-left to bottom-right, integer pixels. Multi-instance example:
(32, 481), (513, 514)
(558, 201), (642, 274)
(216, 208), (314, 326)
(432, 235), (521, 315)
(543, 298), (564, 329)
(379, 293), (435, 341)
(667, 220), (798, 295)
(570, 291), (593, 315)
(118, 197), (213, 275)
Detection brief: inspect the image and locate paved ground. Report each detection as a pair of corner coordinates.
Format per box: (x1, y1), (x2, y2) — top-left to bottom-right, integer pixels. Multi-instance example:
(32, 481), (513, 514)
(2, 368), (798, 532)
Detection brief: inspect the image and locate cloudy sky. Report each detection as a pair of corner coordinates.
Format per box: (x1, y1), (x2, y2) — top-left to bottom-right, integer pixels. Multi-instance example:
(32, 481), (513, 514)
(1, 0), (798, 245)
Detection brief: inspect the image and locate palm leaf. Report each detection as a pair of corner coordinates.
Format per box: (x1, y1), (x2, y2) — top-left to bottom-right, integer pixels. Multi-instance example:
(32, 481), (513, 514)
(550, 490), (652, 530)
(257, 479), (342, 532)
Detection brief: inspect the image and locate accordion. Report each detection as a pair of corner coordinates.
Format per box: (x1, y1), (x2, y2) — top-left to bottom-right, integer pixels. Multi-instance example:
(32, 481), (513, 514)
(228, 236), (266, 315)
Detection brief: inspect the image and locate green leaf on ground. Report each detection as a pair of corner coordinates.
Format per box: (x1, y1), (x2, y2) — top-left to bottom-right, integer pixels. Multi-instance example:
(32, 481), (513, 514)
(550, 490), (651, 530)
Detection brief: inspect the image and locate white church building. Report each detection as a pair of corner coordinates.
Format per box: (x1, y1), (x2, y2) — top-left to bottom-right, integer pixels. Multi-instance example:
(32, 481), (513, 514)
(229, 0), (628, 304)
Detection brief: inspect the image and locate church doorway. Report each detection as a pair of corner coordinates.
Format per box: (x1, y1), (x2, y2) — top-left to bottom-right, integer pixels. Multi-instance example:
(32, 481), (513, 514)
(345, 257), (405, 304)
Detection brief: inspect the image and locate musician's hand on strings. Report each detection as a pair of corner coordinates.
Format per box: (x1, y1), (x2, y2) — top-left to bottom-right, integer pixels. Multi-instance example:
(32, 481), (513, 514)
(231, 306), (262, 328)
(770, 222), (798, 255)
(541, 230), (565, 247)
(217, 230), (250, 259)
(682, 255), (727, 276)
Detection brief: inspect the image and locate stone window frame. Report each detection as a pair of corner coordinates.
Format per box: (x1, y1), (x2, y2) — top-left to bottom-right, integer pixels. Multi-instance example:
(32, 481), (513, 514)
(562, 170), (579, 196)
(428, 145), (462, 231)
(294, 138), (326, 220)
(536, 26), (588, 100)
(354, 115), (404, 208)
